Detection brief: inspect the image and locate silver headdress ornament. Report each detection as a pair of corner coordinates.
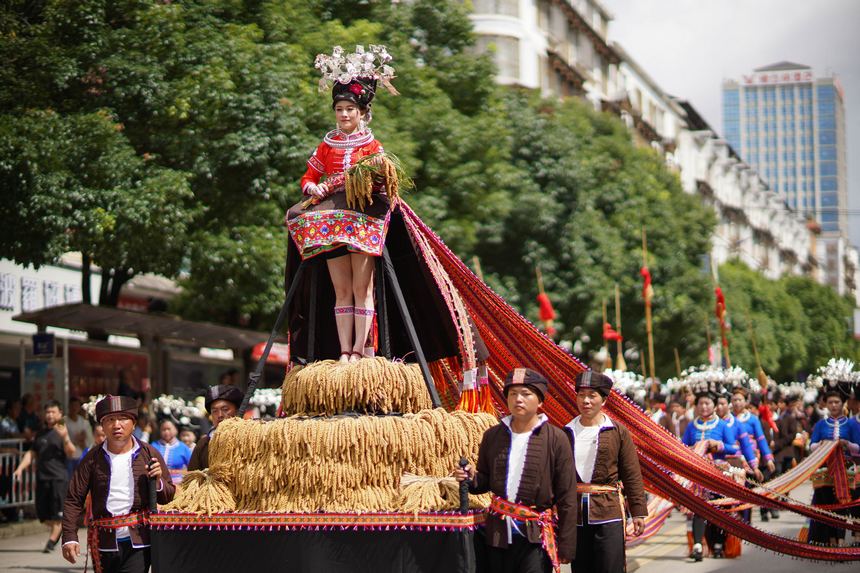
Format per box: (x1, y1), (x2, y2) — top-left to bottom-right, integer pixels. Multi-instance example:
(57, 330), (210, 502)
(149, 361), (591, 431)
(314, 45), (399, 95)
(604, 369), (646, 404)
(806, 358), (858, 393)
(676, 365), (751, 398)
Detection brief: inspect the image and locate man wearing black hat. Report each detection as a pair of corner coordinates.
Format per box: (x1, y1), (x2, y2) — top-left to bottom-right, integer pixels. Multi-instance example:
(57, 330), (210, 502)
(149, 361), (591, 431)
(565, 371), (647, 573)
(188, 384), (245, 472)
(454, 368), (577, 573)
(61, 396), (175, 573)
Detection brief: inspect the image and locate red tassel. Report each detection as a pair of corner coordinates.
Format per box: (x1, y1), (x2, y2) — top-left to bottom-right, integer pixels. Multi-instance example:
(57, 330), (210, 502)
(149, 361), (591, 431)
(537, 292), (555, 322)
(603, 322), (623, 342)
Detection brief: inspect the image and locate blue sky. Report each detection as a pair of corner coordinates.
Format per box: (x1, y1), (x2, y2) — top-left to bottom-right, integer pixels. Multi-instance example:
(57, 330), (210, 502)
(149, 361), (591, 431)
(602, 0), (860, 248)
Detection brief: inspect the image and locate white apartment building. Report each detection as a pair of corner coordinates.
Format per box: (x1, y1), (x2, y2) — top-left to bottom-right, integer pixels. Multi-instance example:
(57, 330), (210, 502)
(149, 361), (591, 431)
(468, 1), (859, 300)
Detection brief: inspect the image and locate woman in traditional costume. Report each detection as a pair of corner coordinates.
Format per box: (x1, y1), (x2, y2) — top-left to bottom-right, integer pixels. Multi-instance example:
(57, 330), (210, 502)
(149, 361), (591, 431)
(681, 375), (740, 561)
(807, 359), (860, 546)
(284, 46), (489, 401)
(286, 45), (398, 363)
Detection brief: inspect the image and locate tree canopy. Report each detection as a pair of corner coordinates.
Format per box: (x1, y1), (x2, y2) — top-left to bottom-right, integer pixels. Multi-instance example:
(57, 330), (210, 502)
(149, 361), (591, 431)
(1, 0), (855, 378)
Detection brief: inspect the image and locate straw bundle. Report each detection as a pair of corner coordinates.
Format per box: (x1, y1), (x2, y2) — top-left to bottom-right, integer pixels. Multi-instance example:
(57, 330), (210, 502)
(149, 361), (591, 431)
(345, 153), (411, 211)
(396, 473), (491, 514)
(162, 469), (236, 515)
(165, 408), (497, 514)
(281, 358), (432, 416)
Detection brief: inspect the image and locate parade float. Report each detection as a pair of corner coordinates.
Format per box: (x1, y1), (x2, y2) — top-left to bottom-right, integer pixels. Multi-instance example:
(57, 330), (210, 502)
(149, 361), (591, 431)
(148, 46), (860, 572)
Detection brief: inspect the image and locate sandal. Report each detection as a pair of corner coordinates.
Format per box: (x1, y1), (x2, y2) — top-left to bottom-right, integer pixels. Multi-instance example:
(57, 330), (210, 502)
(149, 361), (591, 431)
(339, 351), (351, 364)
(349, 352), (363, 363)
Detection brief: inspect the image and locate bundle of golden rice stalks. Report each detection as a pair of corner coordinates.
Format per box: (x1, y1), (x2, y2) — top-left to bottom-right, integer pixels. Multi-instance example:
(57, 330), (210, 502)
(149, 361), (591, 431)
(161, 470), (236, 515)
(396, 473), (491, 514)
(281, 357), (432, 416)
(167, 409), (498, 514)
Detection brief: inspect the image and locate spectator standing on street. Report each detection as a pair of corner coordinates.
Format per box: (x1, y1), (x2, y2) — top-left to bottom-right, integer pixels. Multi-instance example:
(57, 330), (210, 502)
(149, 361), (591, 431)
(132, 411), (155, 443)
(152, 419), (192, 483)
(17, 394), (40, 444)
(64, 396), (93, 473)
(0, 399), (22, 438)
(12, 400), (76, 552)
(179, 426), (197, 451)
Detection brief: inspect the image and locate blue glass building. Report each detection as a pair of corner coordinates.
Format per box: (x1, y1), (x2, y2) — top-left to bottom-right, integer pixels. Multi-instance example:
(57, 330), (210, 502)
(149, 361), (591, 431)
(722, 62), (847, 235)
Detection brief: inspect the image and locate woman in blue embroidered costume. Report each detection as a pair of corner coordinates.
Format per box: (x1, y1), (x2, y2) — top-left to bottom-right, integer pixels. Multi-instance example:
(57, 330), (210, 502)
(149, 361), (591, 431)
(806, 359), (860, 546)
(284, 46), (489, 373)
(681, 373), (741, 561)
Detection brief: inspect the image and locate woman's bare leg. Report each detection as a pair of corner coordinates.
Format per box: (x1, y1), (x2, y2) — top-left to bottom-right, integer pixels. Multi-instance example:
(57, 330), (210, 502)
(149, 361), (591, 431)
(351, 253), (375, 359)
(327, 255), (354, 363)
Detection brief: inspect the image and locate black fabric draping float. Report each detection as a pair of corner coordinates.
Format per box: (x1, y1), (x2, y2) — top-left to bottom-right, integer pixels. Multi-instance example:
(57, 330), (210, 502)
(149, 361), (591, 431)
(151, 529), (477, 573)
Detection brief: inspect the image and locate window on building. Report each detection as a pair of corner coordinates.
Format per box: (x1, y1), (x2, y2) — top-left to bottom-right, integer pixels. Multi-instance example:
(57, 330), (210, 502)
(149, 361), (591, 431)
(819, 130), (836, 145)
(819, 146), (837, 160)
(476, 35), (520, 80)
(21, 277), (38, 312)
(473, 0), (519, 17)
(64, 283), (82, 304)
(821, 193), (838, 207)
(820, 177), (838, 191)
(819, 161), (837, 177)
(43, 281), (60, 307)
(0, 273), (15, 310)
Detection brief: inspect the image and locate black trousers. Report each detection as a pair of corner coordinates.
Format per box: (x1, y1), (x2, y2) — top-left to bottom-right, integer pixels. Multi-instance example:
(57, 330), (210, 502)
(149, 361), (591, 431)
(99, 541), (151, 573)
(486, 535), (551, 573)
(573, 520), (626, 573)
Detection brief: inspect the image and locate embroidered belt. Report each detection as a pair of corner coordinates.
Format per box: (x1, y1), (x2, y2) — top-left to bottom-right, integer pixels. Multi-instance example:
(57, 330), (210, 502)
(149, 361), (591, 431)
(489, 496), (560, 573)
(577, 482), (627, 523)
(87, 512), (150, 573)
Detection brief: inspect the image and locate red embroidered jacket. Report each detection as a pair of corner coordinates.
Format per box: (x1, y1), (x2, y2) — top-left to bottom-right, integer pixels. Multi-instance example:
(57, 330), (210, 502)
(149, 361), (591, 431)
(300, 129), (383, 195)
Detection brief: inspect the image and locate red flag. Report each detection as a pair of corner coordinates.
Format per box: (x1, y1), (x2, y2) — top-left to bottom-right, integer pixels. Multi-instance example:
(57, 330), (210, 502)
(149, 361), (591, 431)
(640, 266), (653, 303)
(715, 286), (729, 347)
(603, 322), (623, 342)
(536, 292), (557, 336)
(537, 292), (556, 322)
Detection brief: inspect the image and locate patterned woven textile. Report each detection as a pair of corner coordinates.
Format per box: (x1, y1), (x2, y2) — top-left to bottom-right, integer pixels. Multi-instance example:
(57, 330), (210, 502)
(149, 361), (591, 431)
(398, 202), (860, 562)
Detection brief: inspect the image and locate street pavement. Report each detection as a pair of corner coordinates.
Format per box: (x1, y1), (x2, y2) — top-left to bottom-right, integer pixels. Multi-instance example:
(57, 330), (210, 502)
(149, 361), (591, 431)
(627, 482), (858, 573)
(0, 527), (88, 573)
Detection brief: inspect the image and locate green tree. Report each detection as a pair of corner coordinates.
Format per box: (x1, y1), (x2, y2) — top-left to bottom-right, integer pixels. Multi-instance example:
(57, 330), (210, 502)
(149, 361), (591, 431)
(0, 109), (194, 305)
(717, 261), (809, 380)
(781, 275), (860, 372)
(472, 93), (716, 378)
(0, 0), (313, 308)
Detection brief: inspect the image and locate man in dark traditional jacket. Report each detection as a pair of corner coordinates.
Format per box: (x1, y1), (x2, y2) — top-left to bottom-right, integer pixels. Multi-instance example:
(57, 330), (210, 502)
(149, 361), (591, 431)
(565, 371), (648, 573)
(61, 396), (175, 573)
(455, 368), (577, 573)
(187, 385), (244, 471)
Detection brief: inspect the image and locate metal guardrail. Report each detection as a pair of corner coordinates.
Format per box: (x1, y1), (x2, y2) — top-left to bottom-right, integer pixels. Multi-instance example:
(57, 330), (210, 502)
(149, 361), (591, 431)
(0, 439), (36, 510)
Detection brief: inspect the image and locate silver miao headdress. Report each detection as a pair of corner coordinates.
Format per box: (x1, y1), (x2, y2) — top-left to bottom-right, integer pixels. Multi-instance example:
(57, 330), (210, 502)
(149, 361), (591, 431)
(806, 358), (859, 398)
(314, 45), (399, 95)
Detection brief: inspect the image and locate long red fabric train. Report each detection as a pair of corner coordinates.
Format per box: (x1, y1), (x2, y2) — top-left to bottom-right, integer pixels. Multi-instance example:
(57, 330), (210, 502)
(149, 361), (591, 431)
(399, 204), (860, 562)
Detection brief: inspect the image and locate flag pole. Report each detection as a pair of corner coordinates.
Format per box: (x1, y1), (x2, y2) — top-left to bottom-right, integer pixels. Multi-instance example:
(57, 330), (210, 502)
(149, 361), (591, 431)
(472, 256), (484, 282)
(673, 347), (682, 378)
(642, 227), (656, 381)
(614, 283), (627, 371)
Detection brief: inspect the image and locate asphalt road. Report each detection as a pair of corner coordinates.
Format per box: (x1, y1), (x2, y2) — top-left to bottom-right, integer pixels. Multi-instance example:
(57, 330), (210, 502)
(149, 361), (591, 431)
(627, 482), (859, 573)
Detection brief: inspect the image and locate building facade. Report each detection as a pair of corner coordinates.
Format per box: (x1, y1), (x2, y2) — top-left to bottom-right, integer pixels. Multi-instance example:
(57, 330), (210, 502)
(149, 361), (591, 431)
(470, 0), (620, 101)
(722, 62), (853, 295)
(722, 63), (848, 235)
(470, 6), (857, 308)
